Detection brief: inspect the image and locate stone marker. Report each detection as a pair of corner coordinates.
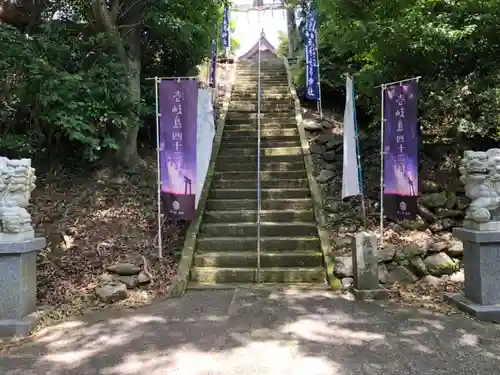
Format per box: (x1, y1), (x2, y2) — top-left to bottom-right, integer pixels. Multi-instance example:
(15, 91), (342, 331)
(444, 148), (500, 321)
(0, 157), (47, 338)
(352, 232), (388, 300)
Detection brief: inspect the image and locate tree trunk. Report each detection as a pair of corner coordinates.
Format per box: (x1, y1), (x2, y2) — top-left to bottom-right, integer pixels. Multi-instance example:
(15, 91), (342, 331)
(286, 6), (298, 57)
(85, 0), (145, 169)
(0, 0), (48, 30)
(116, 24), (143, 168)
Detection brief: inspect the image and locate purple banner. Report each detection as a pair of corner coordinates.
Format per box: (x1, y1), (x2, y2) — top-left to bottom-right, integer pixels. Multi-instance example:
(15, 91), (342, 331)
(222, 6), (230, 49)
(383, 80), (419, 221)
(159, 79), (198, 220)
(209, 25), (217, 88)
(304, 10), (319, 100)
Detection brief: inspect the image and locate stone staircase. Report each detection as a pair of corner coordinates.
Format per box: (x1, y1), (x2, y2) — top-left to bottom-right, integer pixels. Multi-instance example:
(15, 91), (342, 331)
(189, 59), (325, 287)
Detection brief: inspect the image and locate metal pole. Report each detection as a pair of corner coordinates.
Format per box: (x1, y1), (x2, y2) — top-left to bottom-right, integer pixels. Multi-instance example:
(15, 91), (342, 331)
(256, 12), (262, 284)
(154, 77), (163, 259)
(206, 58), (210, 86)
(374, 76), (421, 89)
(351, 77), (367, 229)
(379, 84), (386, 248)
(314, 26), (323, 119)
(145, 76), (198, 81)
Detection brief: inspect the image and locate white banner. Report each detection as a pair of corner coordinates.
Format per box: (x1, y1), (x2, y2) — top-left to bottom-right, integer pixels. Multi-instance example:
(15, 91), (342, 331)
(341, 76), (361, 199)
(196, 88), (216, 207)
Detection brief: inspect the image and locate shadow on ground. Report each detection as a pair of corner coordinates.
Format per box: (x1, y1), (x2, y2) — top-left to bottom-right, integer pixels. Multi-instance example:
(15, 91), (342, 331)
(1, 287), (499, 375)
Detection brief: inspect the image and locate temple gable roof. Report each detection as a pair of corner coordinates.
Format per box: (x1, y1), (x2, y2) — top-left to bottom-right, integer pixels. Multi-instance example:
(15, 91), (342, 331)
(239, 30), (277, 60)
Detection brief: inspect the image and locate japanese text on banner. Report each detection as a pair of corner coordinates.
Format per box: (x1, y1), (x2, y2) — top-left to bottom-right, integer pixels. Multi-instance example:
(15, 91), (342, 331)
(222, 7), (230, 49)
(209, 35), (217, 87)
(304, 10), (319, 100)
(383, 80), (419, 221)
(159, 79), (198, 220)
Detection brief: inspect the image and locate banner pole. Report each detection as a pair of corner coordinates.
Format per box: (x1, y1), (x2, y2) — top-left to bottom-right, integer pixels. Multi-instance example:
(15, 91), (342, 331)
(351, 78), (367, 229)
(375, 76), (421, 89)
(154, 77), (163, 259)
(379, 84), (386, 248)
(314, 26), (323, 119)
(256, 16), (262, 284)
(145, 76), (198, 81)
(206, 58), (210, 87)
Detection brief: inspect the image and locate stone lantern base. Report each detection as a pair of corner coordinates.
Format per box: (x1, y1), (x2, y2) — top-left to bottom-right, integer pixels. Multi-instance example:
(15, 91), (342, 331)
(444, 227), (500, 322)
(0, 238), (47, 338)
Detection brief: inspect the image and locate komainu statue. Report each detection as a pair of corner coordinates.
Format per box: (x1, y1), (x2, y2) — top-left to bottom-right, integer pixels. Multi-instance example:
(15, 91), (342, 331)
(459, 149), (500, 228)
(0, 157), (37, 241)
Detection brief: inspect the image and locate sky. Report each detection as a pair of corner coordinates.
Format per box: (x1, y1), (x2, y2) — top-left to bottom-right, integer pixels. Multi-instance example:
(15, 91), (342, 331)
(231, 0), (287, 56)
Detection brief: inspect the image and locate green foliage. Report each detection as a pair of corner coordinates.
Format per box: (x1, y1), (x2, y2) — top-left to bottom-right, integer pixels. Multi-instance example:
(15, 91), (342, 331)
(299, 0), (500, 140)
(228, 17), (241, 54)
(0, 0), (227, 164)
(276, 30), (288, 57)
(0, 23), (131, 161)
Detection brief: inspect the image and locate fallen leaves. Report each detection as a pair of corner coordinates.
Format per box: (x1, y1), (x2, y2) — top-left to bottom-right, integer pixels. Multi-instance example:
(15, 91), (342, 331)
(31, 155), (187, 327)
(386, 280), (463, 314)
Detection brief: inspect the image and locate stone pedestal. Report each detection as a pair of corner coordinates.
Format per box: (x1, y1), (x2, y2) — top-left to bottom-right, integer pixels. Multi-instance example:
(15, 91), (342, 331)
(444, 227), (500, 322)
(352, 232), (388, 300)
(0, 237), (46, 337)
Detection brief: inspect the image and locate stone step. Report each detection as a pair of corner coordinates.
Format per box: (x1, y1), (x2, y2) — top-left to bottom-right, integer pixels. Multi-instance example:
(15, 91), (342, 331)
(193, 251), (323, 268)
(221, 134), (299, 142)
(205, 198), (313, 211)
(236, 73), (288, 80)
(231, 93), (291, 100)
(228, 106), (294, 112)
(237, 67), (285, 71)
(224, 122), (297, 130)
(218, 146), (302, 157)
(217, 154), (303, 164)
(222, 129), (299, 138)
(212, 178), (308, 190)
(232, 89), (290, 94)
(230, 99), (293, 105)
(233, 80), (288, 85)
(220, 140), (301, 148)
(203, 209), (314, 223)
(234, 82), (289, 87)
(215, 160), (305, 172)
(190, 267), (325, 284)
(225, 118), (297, 126)
(229, 99), (293, 104)
(233, 88), (290, 93)
(225, 112), (296, 118)
(228, 105), (294, 113)
(236, 72), (287, 76)
(208, 188), (310, 200)
(226, 109), (295, 117)
(200, 222), (317, 237)
(187, 282), (331, 290)
(213, 170), (306, 180)
(236, 75), (287, 80)
(225, 112), (295, 120)
(225, 111), (296, 117)
(196, 235), (320, 251)
(231, 90), (291, 97)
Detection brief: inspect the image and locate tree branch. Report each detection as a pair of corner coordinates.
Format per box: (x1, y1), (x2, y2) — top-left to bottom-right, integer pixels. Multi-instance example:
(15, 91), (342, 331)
(88, 0), (128, 64)
(110, 0), (120, 23)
